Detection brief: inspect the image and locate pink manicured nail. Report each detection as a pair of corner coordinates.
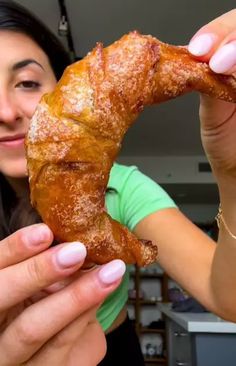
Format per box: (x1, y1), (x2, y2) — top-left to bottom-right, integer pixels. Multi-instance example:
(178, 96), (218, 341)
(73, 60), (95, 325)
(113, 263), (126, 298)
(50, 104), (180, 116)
(56, 242), (87, 268)
(98, 260), (126, 285)
(188, 33), (216, 56)
(210, 41), (236, 73)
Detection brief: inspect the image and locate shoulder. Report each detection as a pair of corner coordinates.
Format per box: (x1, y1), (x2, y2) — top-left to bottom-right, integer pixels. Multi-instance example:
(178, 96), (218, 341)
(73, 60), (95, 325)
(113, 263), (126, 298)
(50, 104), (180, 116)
(108, 162), (171, 199)
(107, 163), (176, 229)
(108, 162), (157, 192)
(108, 163), (138, 191)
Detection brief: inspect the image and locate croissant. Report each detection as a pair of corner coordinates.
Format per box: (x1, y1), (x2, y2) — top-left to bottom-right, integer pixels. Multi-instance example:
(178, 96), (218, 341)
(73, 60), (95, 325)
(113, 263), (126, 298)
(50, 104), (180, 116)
(26, 31), (236, 266)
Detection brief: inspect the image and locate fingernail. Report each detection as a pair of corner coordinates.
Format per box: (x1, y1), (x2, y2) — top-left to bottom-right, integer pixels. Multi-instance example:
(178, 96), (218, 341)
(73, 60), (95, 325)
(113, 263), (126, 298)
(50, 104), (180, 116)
(56, 242), (87, 268)
(26, 225), (51, 246)
(210, 41), (236, 73)
(188, 33), (216, 56)
(98, 260), (126, 286)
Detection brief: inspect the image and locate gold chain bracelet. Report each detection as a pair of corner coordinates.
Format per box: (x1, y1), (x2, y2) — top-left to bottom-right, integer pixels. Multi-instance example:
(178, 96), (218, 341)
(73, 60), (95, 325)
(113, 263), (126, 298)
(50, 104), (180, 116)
(215, 205), (236, 240)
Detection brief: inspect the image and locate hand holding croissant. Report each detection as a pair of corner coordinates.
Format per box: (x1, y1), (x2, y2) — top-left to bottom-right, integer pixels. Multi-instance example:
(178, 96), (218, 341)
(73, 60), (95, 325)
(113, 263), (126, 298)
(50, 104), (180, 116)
(26, 31), (236, 266)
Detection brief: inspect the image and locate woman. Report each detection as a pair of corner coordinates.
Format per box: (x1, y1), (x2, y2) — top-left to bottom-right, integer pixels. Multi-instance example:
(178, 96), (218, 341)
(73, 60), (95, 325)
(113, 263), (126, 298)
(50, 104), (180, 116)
(0, 1), (236, 365)
(0, 1), (126, 365)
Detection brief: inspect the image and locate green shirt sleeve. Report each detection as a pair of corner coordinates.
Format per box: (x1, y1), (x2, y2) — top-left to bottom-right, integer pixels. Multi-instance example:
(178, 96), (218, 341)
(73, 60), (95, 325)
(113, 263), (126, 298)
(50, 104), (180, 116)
(98, 163), (177, 332)
(115, 164), (177, 230)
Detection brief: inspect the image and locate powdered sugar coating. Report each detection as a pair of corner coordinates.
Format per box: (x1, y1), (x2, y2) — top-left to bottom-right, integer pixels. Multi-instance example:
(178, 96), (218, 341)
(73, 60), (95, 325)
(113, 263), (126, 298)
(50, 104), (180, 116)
(26, 31), (236, 266)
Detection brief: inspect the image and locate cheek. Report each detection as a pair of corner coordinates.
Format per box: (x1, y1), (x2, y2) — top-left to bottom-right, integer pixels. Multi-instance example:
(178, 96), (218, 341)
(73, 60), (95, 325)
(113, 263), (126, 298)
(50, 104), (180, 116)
(21, 82), (56, 122)
(21, 94), (43, 120)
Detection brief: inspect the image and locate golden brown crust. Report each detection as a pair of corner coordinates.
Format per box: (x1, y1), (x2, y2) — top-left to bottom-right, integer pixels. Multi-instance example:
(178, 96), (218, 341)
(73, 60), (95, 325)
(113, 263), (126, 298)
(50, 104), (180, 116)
(26, 31), (236, 266)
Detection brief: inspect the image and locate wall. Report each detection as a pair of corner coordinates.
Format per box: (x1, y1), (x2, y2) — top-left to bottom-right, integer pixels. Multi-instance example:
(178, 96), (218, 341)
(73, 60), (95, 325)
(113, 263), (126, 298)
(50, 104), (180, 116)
(118, 155), (216, 184)
(118, 155), (218, 223)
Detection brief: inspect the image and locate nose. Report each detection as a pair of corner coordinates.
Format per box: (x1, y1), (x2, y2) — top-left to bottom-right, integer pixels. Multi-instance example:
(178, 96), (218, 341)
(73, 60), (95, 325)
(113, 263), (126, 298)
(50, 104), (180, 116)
(0, 92), (21, 125)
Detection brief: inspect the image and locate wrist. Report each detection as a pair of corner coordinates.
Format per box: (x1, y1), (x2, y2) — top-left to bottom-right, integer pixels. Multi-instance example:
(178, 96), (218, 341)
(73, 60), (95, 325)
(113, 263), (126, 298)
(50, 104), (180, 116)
(214, 174), (236, 233)
(216, 205), (236, 240)
(216, 191), (236, 240)
(215, 174), (236, 206)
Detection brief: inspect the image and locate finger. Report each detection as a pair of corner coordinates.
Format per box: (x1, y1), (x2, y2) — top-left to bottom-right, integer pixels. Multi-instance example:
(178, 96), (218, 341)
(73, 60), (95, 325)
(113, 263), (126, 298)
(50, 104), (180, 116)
(27, 308), (102, 365)
(49, 307), (98, 347)
(0, 224), (53, 269)
(44, 269), (83, 294)
(0, 242), (87, 311)
(209, 39), (236, 74)
(188, 9), (236, 59)
(0, 260), (125, 365)
(32, 306), (98, 361)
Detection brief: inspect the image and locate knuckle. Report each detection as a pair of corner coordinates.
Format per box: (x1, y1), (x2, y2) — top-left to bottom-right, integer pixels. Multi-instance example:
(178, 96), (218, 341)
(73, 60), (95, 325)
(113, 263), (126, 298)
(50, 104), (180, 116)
(15, 318), (42, 347)
(25, 257), (46, 289)
(68, 284), (89, 308)
(1, 238), (14, 265)
(14, 227), (29, 248)
(4, 230), (22, 256)
(69, 278), (102, 309)
(8, 228), (30, 259)
(50, 329), (68, 349)
(0, 231), (24, 268)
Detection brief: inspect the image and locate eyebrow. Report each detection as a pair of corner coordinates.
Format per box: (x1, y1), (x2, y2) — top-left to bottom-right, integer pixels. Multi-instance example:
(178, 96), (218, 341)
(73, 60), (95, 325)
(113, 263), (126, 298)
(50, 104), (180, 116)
(12, 59), (44, 71)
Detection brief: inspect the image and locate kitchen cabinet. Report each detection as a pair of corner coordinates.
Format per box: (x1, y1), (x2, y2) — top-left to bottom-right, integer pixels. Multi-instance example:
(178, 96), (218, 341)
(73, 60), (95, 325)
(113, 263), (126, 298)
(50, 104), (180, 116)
(158, 303), (236, 366)
(129, 265), (169, 365)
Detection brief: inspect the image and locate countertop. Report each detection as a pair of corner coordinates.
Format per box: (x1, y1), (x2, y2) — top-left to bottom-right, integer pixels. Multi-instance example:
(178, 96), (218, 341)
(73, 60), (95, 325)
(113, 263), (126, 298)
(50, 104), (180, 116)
(158, 303), (236, 333)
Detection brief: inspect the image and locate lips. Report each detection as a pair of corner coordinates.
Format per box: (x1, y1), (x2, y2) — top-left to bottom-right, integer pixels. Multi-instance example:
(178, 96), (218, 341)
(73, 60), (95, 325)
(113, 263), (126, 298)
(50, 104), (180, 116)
(0, 133), (25, 147)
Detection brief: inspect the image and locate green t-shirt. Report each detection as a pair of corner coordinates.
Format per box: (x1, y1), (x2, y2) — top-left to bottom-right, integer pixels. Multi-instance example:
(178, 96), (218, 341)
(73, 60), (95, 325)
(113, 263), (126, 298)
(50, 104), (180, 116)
(97, 163), (176, 331)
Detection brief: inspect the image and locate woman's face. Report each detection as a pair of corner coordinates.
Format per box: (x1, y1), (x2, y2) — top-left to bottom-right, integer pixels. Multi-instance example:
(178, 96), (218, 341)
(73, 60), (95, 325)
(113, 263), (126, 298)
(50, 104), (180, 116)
(0, 31), (57, 178)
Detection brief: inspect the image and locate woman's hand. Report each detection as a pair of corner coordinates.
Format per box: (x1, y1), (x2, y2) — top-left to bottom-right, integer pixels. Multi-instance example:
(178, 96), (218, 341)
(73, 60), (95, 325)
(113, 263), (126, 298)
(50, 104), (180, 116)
(188, 9), (236, 181)
(0, 224), (125, 365)
(188, 9), (236, 320)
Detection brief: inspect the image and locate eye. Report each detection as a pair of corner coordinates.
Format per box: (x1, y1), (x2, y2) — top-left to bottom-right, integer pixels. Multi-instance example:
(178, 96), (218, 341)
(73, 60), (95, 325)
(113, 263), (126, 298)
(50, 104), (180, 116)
(16, 81), (41, 89)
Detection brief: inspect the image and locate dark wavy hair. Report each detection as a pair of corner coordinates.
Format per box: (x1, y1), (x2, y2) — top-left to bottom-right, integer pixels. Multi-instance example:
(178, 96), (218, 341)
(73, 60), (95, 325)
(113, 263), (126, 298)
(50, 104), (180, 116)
(0, 0), (71, 80)
(0, 0), (71, 239)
